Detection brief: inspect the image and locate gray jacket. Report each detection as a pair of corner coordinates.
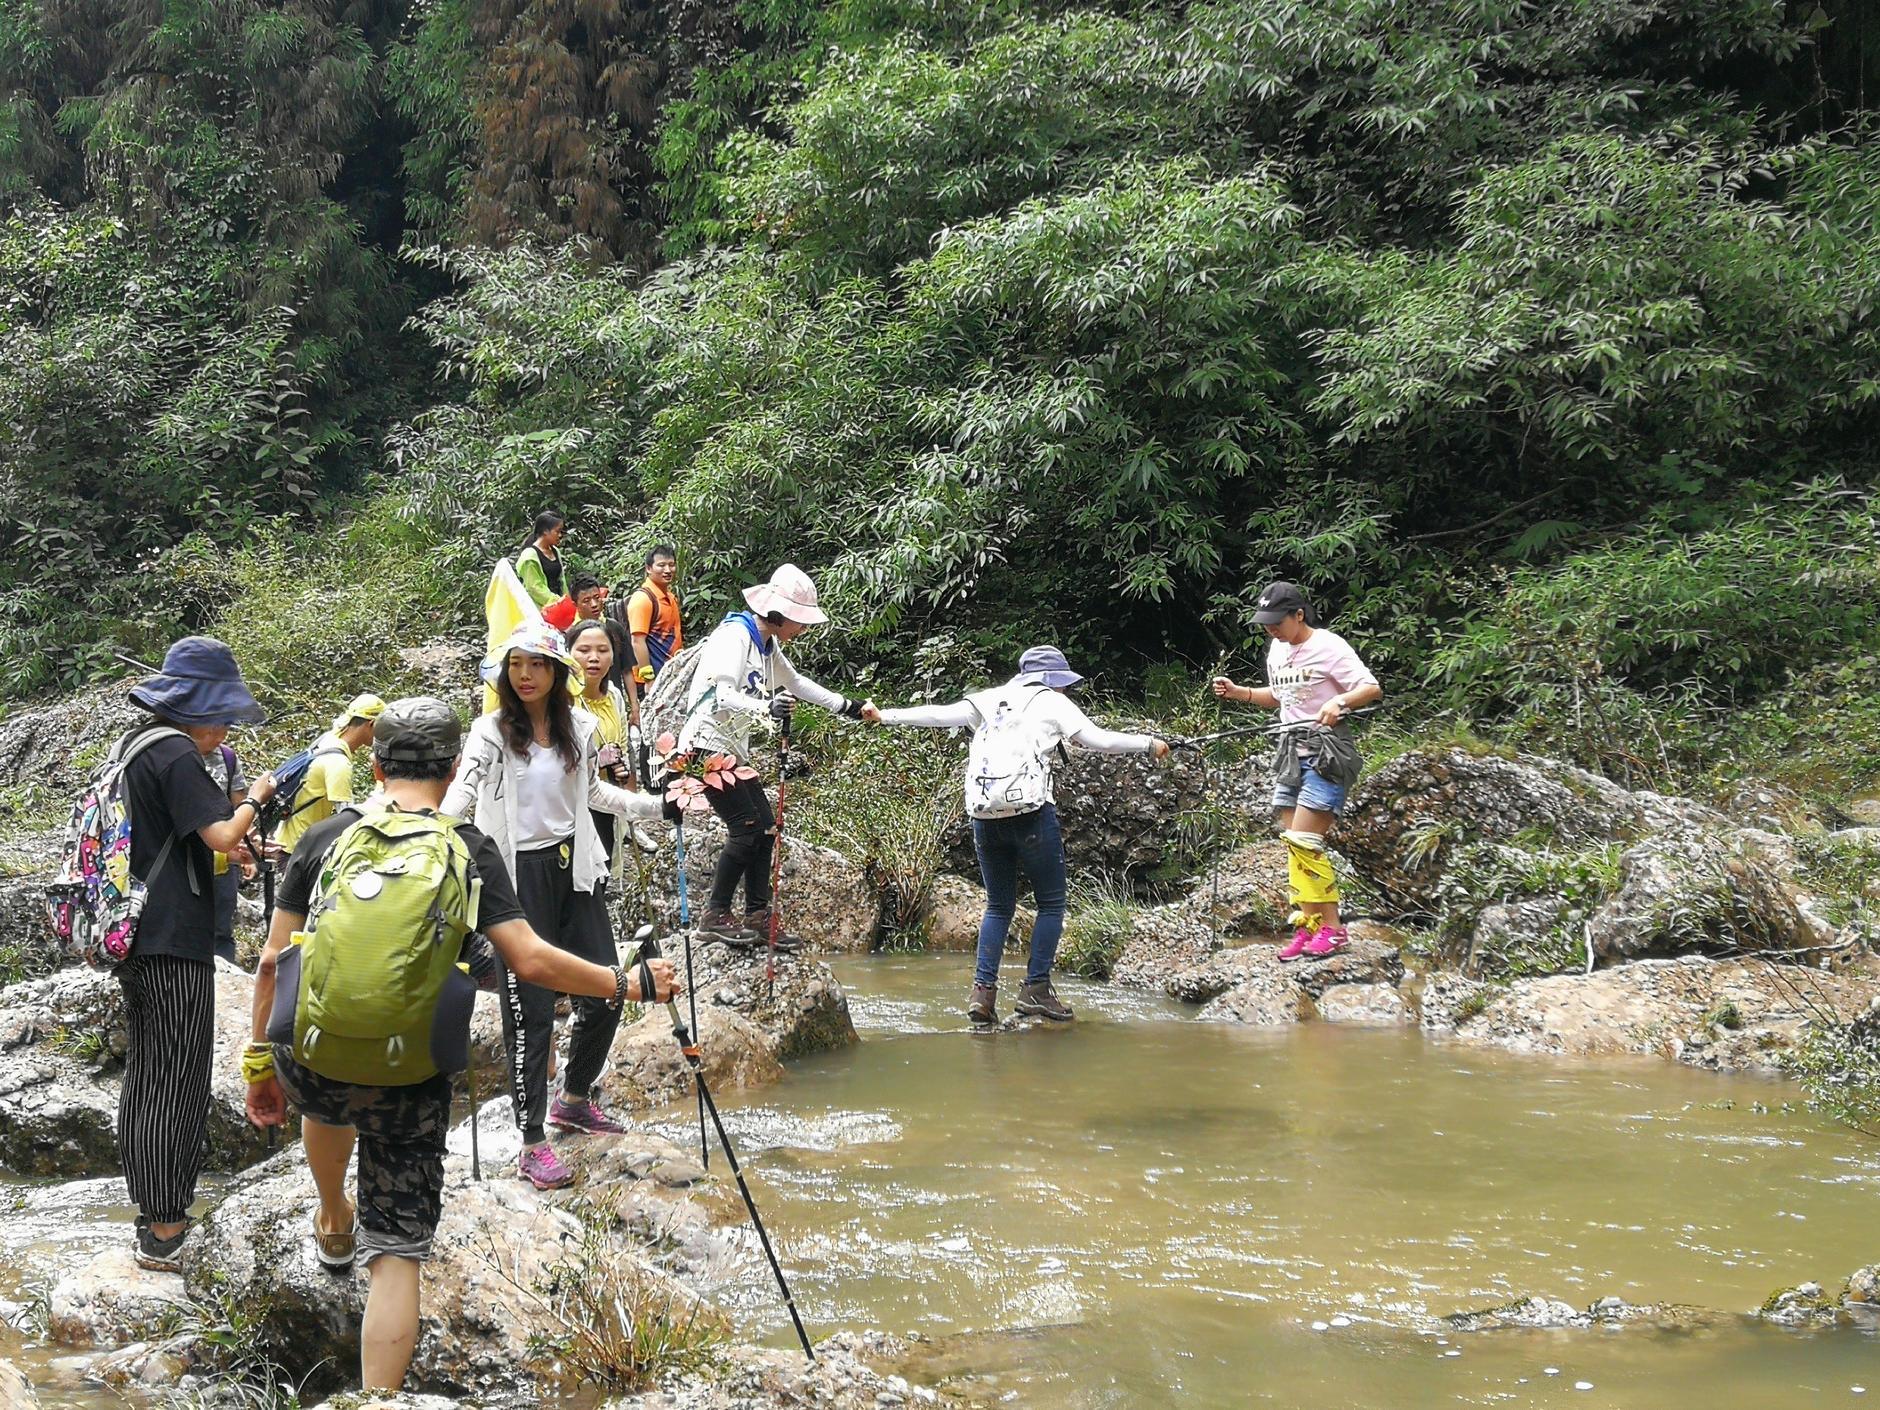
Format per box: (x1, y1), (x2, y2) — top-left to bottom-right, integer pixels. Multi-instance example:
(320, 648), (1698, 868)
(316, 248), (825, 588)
(1273, 722), (1362, 790)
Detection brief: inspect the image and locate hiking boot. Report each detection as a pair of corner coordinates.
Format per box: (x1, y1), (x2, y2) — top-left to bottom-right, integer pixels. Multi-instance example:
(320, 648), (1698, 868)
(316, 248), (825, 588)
(549, 1094), (627, 1136)
(311, 1205), (356, 1272)
(1014, 980), (1074, 1022)
(518, 1143), (575, 1190)
(1302, 926), (1349, 959)
(966, 984), (998, 1026)
(697, 909), (757, 947)
(133, 1215), (193, 1273)
(742, 909), (804, 953)
(1277, 925), (1316, 962)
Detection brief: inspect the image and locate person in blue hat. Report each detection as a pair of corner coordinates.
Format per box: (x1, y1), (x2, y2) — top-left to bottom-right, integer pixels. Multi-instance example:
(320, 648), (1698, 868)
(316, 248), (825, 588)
(866, 646), (1170, 1024)
(118, 636), (280, 1271)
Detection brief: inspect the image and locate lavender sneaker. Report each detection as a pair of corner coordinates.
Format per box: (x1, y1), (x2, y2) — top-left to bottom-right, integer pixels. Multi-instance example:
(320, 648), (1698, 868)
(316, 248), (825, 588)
(549, 1094), (627, 1136)
(518, 1143), (575, 1190)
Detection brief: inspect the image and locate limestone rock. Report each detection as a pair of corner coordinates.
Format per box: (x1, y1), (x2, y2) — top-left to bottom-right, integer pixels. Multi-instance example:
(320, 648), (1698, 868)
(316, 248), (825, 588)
(1448, 1293), (1719, 1333)
(681, 942), (858, 1061)
(1196, 967), (1307, 1026)
(1433, 956), (1880, 1073)
(0, 680), (143, 798)
(1586, 825), (1835, 961)
(1165, 936), (1401, 1007)
(1110, 903), (1220, 993)
(0, 1359), (37, 1410)
(0, 1046), (118, 1176)
(47, 1246), (193, 1348)
(1760, 1282), (1836, 1327)
(1338, 747), (1723, 913)
(919, 874), (1031, 952)
(603, 1004), (783, 1110)
(1315, 983), (1413, 1025)
(1183, 839), (1291, 939)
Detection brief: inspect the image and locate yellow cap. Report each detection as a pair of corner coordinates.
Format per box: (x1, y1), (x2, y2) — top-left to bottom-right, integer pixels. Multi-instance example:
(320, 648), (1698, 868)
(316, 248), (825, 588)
(332, 693), (388, 733)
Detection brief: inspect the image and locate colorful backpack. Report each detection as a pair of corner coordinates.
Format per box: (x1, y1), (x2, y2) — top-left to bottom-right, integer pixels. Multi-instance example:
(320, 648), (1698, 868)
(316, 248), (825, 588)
(272, 807), (481, 1085)
(962, 684), (1055, 819)
(45, 726), (192, 967)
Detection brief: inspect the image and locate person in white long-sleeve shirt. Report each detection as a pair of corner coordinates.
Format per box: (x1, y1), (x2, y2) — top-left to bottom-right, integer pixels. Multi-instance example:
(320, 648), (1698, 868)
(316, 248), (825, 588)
(440, 623), (665, 1190)
(866, 646), (1169, 1024)
(680, 564), (873, 945)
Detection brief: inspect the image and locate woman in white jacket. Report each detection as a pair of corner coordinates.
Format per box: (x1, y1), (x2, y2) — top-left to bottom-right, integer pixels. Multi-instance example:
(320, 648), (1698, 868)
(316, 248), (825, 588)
(679, 564), (871, 945)
(442, 624), (663, 1189)
(867, 646), (1168, 1025)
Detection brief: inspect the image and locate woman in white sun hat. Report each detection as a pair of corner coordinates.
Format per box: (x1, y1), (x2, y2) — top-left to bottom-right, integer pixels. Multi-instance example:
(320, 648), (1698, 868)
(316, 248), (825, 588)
(678, 564), (873, 946)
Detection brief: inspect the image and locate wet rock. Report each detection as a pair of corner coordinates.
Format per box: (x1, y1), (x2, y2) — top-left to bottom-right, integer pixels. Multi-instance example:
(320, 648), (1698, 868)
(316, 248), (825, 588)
(1195, 966), (1307, 1026)
(0, 1039), (120, 1177)
(1111, 903), (1220, 993)
(0, 966), (126, 1058)
(0, 1359), (37, 1410)
(1165, 936), (1401, 1007)
(1587, 825), (1835, 961)
(1761, 1282), (1836, 1327)
(1338, 747), (1723, 914)
(1462, 899), (1576, 977)
(47, 1247), (193, 1348)
(682, 942), (858, 1061)
(1184, 840), (1291, 939)
(603, 1004), (783, 1109)
(1315, 983), (1413, 1025)
(628, 1329), (928, 1410)
(919, 875), (1031, 952)
(1288, 939), (1404, 998)
(1448, 1293), (1719, 1333)
(1841, 1265), (1880, 1322)
(91, 1338), (199, 1389)
(309, 1396), (458, 1410)
(1446, 1294), (1582, 1331)
(1431, 956), (1880, 1073)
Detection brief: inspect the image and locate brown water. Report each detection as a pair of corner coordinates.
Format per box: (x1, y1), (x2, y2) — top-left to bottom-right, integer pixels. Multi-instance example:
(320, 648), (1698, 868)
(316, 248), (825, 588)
(659, 955), (1880, 1410)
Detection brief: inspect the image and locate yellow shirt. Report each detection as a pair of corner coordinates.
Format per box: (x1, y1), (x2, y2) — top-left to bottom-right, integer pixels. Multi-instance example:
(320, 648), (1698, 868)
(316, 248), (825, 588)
(276, 732), (356, 854)
(578, 687), (627, 750)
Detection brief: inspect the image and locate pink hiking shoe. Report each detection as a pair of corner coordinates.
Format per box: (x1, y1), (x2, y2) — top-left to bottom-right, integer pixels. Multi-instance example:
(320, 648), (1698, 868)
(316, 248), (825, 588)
(549, 1094), (627, 1136)
(518, 1143), (575, 1190)
(1277, 925), (1316, 962)
(1303, 926), (1349, 959)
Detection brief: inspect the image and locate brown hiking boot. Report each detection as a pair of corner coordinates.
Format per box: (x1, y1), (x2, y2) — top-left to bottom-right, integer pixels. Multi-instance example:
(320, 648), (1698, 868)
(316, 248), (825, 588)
(697, 909), (757, 947)
(743, 909), (804, 952)
(1014, 980), (1073, 1021)
(967, 984), (998, 1026)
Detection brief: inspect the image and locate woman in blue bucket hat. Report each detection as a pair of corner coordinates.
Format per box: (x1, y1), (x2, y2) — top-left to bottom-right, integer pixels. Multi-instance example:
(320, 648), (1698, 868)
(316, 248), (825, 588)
(117, 637), (280, 1270)
(867, 646), (1170, 1025)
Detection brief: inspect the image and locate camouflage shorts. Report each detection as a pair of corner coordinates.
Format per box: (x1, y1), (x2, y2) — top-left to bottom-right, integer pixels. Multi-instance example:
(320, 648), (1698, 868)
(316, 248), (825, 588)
(274, 1049), (452, 1265)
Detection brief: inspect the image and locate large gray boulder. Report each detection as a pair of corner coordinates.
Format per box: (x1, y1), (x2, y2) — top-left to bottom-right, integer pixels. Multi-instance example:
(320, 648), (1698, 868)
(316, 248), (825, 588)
(1338, 747), (1723, 914)
(1191, 937), (1405, 1024)
(679, 942), (858, 1062)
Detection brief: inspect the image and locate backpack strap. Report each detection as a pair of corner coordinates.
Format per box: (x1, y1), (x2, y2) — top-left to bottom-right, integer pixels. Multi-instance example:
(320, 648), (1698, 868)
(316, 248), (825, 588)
(287, 745), (351, 817)
(111, 726), (201, 897)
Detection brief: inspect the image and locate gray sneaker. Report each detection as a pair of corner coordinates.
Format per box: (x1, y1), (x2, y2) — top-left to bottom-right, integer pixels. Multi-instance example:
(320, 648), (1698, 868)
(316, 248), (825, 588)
(697, 909), (757, 948)
(1014, 980), (1073, 1022)
(967, 984), (998, 1026)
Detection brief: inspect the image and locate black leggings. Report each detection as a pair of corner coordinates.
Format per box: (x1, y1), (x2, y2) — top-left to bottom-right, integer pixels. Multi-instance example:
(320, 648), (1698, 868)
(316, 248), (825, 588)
(500, 843), (621, 1144)
(705, 773), (774, 913)
(117, 954), (215, 1222)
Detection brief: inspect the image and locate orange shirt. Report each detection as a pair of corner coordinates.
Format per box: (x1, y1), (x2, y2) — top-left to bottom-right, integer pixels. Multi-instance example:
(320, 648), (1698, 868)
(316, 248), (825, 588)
(625, 577), (683, 673)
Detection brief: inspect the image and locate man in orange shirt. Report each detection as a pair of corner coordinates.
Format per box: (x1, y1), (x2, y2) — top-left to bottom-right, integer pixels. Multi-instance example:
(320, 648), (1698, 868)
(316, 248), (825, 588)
(619, 545), (684, 697)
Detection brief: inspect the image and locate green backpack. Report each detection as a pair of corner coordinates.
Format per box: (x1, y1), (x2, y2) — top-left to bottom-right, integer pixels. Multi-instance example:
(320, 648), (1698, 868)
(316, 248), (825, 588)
(288, 807), (481, 1086)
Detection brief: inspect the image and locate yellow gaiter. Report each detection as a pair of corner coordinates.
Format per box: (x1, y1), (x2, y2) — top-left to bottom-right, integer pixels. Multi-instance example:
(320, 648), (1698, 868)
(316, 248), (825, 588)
(1284, 829), (1340, 906)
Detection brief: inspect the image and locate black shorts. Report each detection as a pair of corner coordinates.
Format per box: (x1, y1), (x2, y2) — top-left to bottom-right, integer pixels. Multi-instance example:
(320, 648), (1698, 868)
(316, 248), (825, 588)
(274, 1049), (453, 1264)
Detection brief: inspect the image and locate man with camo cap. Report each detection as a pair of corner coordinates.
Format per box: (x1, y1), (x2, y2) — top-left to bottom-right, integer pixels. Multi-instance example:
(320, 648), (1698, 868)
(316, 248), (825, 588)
(242, 697), (681, 1393)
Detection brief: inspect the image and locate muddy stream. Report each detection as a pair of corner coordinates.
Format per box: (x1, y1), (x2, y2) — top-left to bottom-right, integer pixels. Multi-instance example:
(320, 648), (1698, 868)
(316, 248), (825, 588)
(4, 954), (1877, 1408)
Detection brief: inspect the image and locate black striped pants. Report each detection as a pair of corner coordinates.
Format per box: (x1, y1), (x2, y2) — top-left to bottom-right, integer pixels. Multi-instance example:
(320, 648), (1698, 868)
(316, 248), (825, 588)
(116, 954), (215, 1222)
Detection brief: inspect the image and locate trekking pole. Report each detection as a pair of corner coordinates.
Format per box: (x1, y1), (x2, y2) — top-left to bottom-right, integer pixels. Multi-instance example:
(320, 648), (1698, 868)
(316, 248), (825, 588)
(466, 1062), (482, 1182)
(632, 926), (815, 1361)
(765, 710), (794, 996)
(672, 816), (709, 1171)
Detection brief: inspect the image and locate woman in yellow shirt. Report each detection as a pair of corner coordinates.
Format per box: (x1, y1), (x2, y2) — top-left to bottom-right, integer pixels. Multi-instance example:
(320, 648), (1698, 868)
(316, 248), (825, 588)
(567, 619), (635, 864)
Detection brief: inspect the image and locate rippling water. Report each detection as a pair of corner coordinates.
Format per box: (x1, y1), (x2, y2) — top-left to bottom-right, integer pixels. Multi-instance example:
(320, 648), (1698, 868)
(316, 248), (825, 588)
(655, 955), (1880, 1409)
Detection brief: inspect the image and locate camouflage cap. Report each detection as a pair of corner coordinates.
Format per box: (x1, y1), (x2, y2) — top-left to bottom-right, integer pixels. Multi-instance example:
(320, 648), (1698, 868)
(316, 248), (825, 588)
(371, 696), (463, 764)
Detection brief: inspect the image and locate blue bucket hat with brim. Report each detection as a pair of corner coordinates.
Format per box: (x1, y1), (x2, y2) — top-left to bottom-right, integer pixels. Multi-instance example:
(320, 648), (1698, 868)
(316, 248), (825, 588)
(128, 636), (265, 726)
(1016, 645), (1085, 690)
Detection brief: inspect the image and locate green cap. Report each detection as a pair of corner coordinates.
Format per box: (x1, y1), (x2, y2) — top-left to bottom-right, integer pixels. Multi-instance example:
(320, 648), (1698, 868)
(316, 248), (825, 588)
(372, 696), (462, 764)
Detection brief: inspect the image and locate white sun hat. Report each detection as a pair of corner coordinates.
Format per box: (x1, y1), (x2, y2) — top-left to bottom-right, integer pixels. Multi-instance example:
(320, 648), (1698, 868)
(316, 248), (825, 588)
(742, 563), (828, 625)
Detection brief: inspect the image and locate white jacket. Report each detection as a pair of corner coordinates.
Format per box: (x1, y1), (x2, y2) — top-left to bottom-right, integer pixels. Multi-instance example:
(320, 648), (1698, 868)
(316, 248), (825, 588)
(679, 614), (848, 757)
(441, 710), (661, 895)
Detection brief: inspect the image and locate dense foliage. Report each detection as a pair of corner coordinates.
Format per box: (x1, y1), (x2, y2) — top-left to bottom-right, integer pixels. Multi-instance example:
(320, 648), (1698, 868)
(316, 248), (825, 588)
(4, 0), (1880, 799)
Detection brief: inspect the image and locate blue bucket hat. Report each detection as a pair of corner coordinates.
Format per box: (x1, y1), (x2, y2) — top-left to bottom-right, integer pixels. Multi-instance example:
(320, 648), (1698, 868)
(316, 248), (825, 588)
(1016, 645), (1085, 690)
(128, 636), (265, 726)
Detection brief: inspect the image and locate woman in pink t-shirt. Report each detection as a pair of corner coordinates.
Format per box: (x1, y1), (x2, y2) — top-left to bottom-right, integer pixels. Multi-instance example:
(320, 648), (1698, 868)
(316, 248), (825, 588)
(1211, 581), (1381, 958)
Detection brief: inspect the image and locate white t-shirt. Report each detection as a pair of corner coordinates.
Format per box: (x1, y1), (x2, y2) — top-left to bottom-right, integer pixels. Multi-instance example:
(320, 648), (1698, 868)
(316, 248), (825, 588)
(513, 742), (578, 850)
(1266, 628), (1378, 725)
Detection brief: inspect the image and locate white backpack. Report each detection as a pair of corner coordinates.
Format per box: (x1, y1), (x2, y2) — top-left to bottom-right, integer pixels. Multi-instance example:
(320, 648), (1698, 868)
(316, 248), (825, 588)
(963, 685), (1057, 820)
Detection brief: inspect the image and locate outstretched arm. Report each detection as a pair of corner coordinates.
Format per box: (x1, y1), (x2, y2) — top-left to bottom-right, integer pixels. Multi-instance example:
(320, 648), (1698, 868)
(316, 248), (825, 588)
(876, 701), (977, 729)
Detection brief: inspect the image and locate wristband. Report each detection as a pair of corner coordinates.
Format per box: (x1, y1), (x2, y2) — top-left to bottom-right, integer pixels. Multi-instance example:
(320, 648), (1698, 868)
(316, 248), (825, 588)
(837, 696), (863, 720)
(609, 964), (630, 1009)
(240, 1042), (276, 1084)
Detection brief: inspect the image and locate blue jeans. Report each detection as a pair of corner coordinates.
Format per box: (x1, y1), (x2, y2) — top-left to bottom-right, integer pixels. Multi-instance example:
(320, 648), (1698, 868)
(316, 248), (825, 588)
(1270, 758), (1349, 816)
(971, 805), (1066, 988)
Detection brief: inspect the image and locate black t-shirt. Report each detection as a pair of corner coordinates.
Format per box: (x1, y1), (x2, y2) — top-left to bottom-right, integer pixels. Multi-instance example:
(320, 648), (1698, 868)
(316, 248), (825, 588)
(275, 806), (525, 932)
(124, 730), (234, 963)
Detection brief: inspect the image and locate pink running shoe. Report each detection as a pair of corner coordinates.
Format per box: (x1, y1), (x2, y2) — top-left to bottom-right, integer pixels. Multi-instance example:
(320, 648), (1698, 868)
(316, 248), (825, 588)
(549, 1095), (627, 1136)
(1277, 926), (1316, 962)
(1303, 926), (1349, 959)
(518, 1144), (575, 1190)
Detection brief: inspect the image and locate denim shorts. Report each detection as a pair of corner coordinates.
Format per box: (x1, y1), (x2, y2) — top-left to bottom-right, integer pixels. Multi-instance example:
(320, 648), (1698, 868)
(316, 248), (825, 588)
(1271, 758), (1348, 816)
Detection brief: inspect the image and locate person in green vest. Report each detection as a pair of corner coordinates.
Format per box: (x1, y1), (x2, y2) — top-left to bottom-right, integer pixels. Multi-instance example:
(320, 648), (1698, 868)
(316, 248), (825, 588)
(514, 511), (568, 611)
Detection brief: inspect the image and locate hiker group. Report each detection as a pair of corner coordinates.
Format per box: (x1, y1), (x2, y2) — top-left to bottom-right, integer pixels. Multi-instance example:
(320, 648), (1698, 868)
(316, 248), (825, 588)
(46, 508), (1379, 1393)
